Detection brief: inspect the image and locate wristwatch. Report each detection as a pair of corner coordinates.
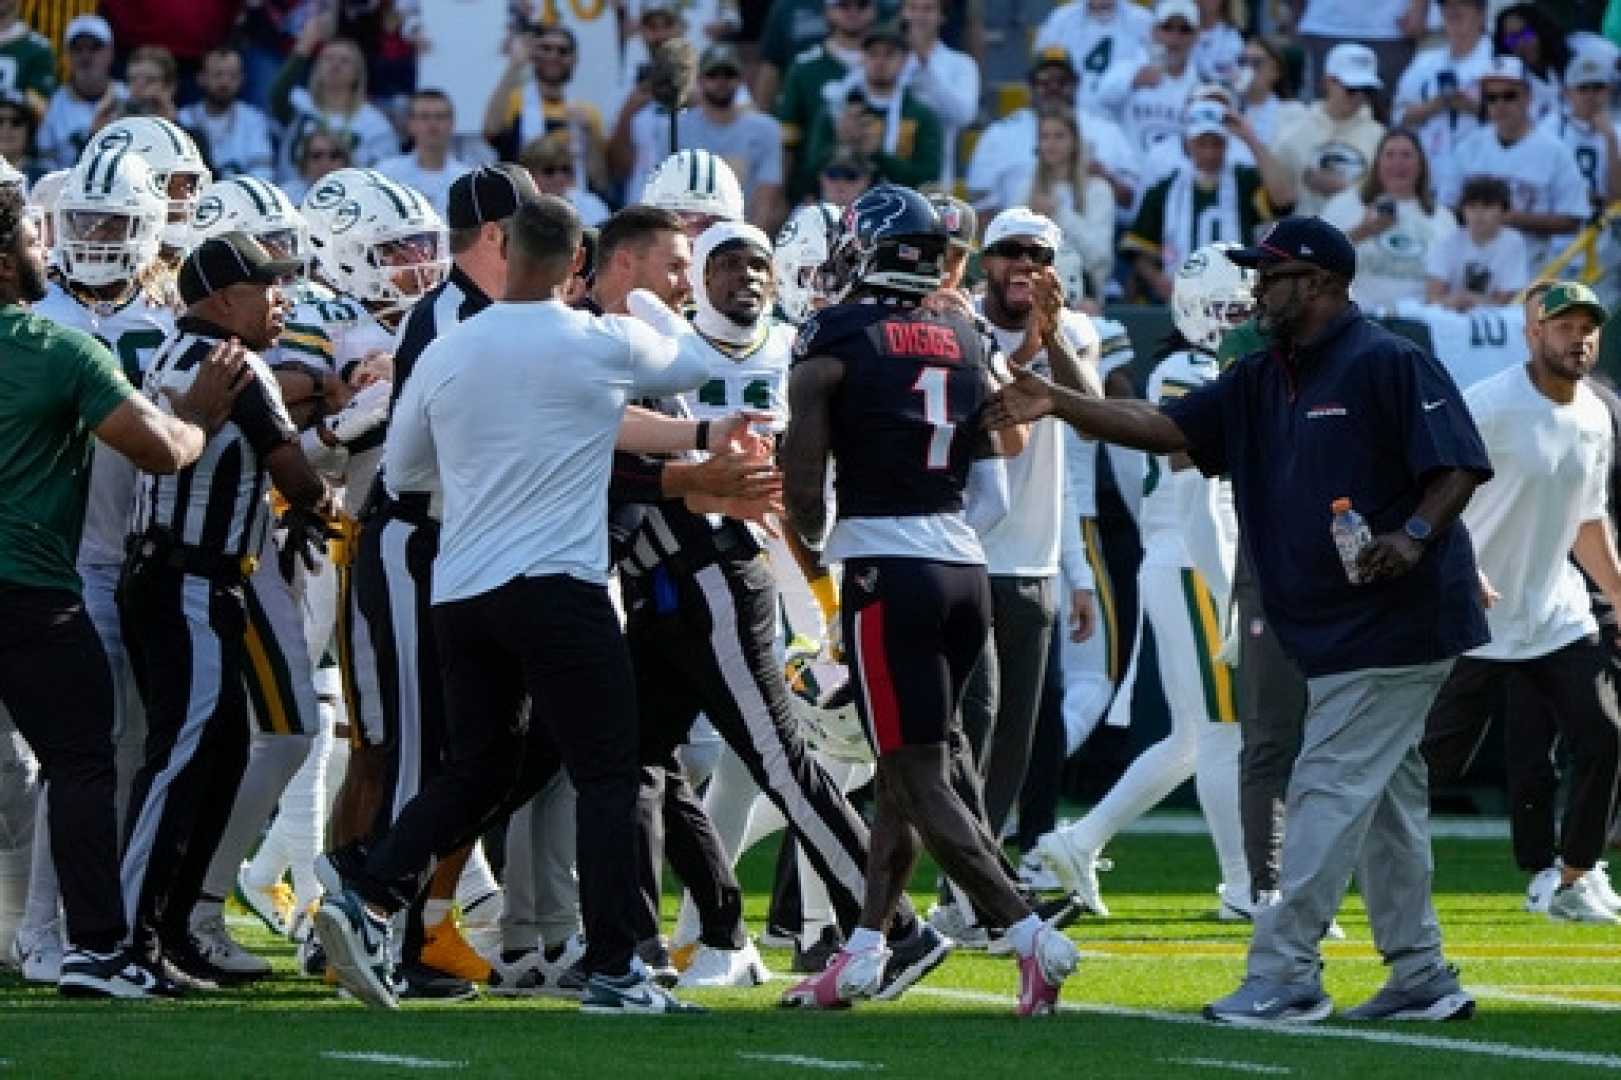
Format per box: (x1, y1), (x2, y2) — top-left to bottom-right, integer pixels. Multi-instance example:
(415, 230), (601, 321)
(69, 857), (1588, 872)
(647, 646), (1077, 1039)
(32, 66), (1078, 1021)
(1403, 516), (1433, 544)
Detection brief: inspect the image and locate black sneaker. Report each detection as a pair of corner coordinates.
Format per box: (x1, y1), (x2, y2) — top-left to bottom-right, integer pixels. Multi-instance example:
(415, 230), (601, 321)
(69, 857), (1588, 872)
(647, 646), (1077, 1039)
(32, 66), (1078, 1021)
(547, 955), (590, 1000)
(792, 926), (844, 974)
(581, 969), (705, 1014)
(57, 947), (165, 999)
(165, 934), (248, 987)
(394, 961), (477, 1001)
(636, 937), (679, 989)
(314, 887), (397, 1010)
(874, 923), (952, 1001)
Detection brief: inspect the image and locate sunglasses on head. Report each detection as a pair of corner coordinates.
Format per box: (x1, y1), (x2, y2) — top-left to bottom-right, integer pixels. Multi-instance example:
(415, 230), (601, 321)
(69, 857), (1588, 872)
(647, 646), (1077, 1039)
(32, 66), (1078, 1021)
(1484, 89), (1523, 103)
(987, 241), (1055, 265)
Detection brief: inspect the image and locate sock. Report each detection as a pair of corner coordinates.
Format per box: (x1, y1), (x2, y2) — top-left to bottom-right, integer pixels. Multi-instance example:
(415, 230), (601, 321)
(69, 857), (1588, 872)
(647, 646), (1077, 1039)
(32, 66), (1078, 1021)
(202, 732), (313, 902)
(251, 700), (337, 912)
(424, 898), (453, 926)
(1006, 913), (1042, 959)
(20, 794), (58, 938)
(1194, 721), (1250, 899)
(846, 927), (884, 953)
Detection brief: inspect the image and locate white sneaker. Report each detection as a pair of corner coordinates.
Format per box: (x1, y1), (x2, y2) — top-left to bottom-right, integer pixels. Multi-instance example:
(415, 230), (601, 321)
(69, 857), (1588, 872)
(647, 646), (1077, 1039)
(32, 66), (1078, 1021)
(1524, 866), (1560, 914)
(11, 926), (62, 984)
(1034, 831), (1110, 918)
(189, 909), (271, 979)
(1587, 862), (1621, 913)
(926, 900), (990, 949)
(676, 941), (770, 988)
(1018, 851), (1061, 892)
(1548, 875), (1621, 924)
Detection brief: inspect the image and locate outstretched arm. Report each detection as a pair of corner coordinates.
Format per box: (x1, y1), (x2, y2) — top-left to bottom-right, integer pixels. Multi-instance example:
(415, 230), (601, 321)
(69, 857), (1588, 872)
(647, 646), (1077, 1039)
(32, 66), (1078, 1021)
(782, 355), (844, 551)
(985, 367), (1188, 455)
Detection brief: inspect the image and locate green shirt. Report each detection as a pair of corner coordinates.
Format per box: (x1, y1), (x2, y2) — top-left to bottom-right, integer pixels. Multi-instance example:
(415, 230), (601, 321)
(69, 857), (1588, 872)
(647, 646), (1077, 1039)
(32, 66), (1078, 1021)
(0, 24), (57, 103)
(1215, 317), (1268, 370)
(0, 304), (135, 593)
(759, 0), (899, 70)
(800, 89), (944, 197)
(1124, 167), (1275, 280)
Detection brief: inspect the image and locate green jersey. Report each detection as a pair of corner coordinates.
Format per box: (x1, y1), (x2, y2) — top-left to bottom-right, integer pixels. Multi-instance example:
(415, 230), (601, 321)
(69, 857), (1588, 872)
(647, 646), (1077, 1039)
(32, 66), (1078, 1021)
(1215, 318), (1268, 370)
(0, 23), (56, 103)
(0, 303), (134, 593)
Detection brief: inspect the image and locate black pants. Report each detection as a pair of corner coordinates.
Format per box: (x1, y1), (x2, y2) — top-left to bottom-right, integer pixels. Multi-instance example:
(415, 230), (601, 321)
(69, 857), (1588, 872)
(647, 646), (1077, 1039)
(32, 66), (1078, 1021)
(355, 574), (638, 977)
(0, 586), (125, 952)
(1423, 638), (1621, 872)
(1016, 625), (1069, 852)
(628, 554), (888, 942)
(119, 568), (251, 961)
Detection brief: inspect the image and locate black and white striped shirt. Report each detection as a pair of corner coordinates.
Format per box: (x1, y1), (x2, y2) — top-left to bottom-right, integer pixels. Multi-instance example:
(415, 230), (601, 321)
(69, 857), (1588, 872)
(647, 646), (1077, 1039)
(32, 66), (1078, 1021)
(130, 319), (297, 563)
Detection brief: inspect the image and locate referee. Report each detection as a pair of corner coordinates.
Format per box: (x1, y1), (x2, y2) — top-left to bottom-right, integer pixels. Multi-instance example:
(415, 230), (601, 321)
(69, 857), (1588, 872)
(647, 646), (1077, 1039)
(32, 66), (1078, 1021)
(0, 189), (244, 997)
(120, 233), (335, 993)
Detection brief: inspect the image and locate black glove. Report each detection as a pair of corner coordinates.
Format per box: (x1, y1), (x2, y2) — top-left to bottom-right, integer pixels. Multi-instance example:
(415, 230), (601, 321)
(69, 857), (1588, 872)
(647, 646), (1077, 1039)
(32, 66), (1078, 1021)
(278, 504), (339, 582)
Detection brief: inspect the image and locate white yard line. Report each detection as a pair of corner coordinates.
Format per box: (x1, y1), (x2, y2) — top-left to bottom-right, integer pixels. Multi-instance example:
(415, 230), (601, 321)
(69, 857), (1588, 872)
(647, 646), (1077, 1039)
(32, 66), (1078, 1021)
(1112, 813), (1508, 840)
(737, 1052), (883, 1071)
(320, 1052), (467, 1070)
(1473, 986), (1621, 1012)
(910, 987), (1621, 1071)
(1162, 1057), (1292, 1075)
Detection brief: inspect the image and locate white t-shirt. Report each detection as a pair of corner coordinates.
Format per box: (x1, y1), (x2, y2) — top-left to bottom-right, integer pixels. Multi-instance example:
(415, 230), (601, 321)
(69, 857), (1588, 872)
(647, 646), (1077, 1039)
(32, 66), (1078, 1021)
(1033, 2), (1152, 111)
(1538, 110), (1618, 204)
(1438, 126), (1590, 274)
(978, 307), (1101, 577)
(38, 83), (125, 170)
(1462, 363), (1611, 660)
(1299, 0), (1411, 39)
(1393, 37), (1493, 167)
(386, 300), (709, 602)
(965, 107), (1138, 213)
(177, 101), (275, 181)
(375, 154), (470, 216)
(1322, 190), (1458, 314)
(1110, 63), (1202, 158)
(1423, 226), (1529, 298)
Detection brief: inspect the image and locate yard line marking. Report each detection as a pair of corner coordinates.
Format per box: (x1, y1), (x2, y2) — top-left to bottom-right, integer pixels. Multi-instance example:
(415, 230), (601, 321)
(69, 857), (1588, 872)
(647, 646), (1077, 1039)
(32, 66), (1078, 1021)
(1474, 986), (1621, 1012)
(911, 987), (1621, 1071)
(1060, 940), (1621, 959)
(737, 1052), (882, 1071)
(320, 1052), (467, 1070)
(1162, 1057), (1291, 1075)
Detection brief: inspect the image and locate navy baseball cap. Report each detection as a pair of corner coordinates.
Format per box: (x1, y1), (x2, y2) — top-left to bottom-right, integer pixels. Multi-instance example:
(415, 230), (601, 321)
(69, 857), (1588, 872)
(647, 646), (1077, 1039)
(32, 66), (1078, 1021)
(1229, 216), (1357, 278)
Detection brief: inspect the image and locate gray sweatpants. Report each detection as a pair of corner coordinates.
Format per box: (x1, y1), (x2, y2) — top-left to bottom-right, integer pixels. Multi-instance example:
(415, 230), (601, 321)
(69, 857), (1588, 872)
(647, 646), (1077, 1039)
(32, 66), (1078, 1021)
(1247, 660), (1453, 990)
(500, 770), (580, 953)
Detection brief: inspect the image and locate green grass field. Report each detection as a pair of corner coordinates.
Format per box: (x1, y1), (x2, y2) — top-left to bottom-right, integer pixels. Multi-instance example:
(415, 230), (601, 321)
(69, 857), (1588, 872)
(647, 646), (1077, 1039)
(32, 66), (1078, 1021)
(3, 828), (1618, 1079)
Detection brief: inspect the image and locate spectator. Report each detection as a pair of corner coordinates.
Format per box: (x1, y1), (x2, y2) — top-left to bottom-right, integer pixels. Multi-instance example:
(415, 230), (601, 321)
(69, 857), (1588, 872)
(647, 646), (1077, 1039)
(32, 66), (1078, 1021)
(178, 47), (274, 181)
(776, 0), (878, 202)
(0, 90), (41, 182)
(1439, 55), (1589, 280)
(101, 0), (239, 73)
(482, 24), (606, 194)
(0, 0), (55, 116)
(1393, 0), (1493, 169)
(1033, 0), (1152, 111)
(282, 125), (351, 205)
(1495, 3), (1571, 123)
(605, 0), (690, 151)
(518, 130), (610, 227)
(37, 14), (116, 170)
(817, 146), (874, 205)
(1425, 174), (1528, 310)
(1294, 0), (1428, 114)
(1026, 109), (1115, 299)
(270, 17), (399, 184)
(1141, 83), (1256, 197)
(1237, 34), (1307, 146)
(801, 20), (944, 192)
(1098, 0), (1205, 159)
(1273, 43), (1387, 217)
(1539, 49), (1621, 209)
(755, 0), (899, 110)
(1123, 98), (1294, 302)
(1192, 0), (1244, 86)
(377, 89), (470, 217)
(899, 0), (978, 188)
(1323, 127), (1458, 313)
(966, 47), (1138, 215)
(619, 44), (786, 231)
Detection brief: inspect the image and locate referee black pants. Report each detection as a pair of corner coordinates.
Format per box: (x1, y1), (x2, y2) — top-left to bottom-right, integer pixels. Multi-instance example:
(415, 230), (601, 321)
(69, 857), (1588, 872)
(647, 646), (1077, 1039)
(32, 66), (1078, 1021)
(627, 554), (895, 943)
(353, 574), (639, 978)
(0, 586), (125, 952)
(119, 567), (251, 961)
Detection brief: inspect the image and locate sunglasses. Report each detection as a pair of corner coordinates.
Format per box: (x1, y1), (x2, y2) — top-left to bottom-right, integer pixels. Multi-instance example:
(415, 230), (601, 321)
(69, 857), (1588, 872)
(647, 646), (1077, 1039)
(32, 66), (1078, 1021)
(306, 148), (347, 161)
(535, 43), (574, 56)
(986, 241), (1055, 265)
(1159, 20), (1197, 34)
(539, 164), (573, 176)
(1483, 90), (1523, 104)
(823, 166), (866, 181)
(704, 68), (742, 80)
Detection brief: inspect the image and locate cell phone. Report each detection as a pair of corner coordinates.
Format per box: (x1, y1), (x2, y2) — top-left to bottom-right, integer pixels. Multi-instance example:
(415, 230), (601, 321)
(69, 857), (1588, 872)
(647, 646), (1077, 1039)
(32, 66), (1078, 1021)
(1436, 69), (1457, 95)
(1374, 195), (1397, 218)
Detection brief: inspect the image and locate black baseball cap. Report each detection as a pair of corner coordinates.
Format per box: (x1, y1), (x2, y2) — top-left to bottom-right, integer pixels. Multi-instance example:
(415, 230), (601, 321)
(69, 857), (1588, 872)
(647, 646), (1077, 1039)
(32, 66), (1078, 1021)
(178, 232), (302, 307)
(1228, 216), (1357, 278)
(446, 164), (539, 230)
(863, 19), (906, 48)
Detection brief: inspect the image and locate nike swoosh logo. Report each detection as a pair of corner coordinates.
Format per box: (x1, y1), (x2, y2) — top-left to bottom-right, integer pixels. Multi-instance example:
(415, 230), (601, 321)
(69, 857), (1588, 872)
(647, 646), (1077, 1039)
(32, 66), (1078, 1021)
(1422, 399), (1446, 411)
(620, 988), (658, 1008)
(124, 965), (158, 990)
(1253, 997), (1280, 1012)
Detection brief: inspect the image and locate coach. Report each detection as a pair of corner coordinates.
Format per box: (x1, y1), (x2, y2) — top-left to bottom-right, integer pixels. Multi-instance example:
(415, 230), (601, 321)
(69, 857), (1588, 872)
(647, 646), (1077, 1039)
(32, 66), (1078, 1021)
(987, 216), (1490, 1025)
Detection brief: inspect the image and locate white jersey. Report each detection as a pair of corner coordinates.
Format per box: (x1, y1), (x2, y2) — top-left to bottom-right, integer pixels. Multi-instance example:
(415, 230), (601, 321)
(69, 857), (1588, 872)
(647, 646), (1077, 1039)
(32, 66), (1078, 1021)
(1393, 38), (1493, 168)
(1033, 2), (1151, 112)
(1116, 64), (1202, 158)
(1538, 110), (1618, 204)
(1438, 125), (1590, 275)
(35, 282), (175, 568)
(679, 322), (795, 424)
(38, 83), (125, 170)
(177, 101), (275, 181)
(965, 107), (1140, 212)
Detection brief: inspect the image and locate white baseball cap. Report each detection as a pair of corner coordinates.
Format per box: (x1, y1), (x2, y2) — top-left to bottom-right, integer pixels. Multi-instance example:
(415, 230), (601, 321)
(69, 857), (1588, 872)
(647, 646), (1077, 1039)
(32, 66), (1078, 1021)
(1183, 99), (1229, 139)
(983, 208), (1062, 252)
(1478, 54), (1529, 86)
(1324, 43), (1382, 90)
(1154, 0), (1200, 27)
(1566, 50), (1615, 88)
(64, 14), (112, 47)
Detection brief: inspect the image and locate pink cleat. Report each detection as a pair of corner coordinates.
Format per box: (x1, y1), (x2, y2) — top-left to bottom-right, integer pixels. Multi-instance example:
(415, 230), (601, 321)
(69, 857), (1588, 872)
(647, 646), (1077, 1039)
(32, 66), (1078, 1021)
(780, 946), (888, 1009)
(1017, 927), (1078, 1017)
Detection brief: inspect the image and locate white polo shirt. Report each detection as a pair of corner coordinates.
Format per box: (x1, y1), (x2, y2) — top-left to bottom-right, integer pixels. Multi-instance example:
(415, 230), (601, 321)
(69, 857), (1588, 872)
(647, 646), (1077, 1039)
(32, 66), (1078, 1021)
(386, 300), (710, 603)
(1462, 363), (1612, 661)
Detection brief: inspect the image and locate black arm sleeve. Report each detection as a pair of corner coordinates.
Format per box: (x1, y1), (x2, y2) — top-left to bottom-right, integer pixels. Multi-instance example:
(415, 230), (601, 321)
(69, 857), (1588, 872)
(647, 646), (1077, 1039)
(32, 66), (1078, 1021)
(232, 372), (298, 456)
(610, 451), (669, 504)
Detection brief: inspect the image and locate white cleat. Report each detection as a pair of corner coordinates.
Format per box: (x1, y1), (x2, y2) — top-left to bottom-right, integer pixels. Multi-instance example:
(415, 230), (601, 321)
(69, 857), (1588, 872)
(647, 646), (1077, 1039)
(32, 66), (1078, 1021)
(1586, 862), (1621, 914)
(10, 926), (63, 984)
(926, 900), (989, 949)
(1524, 866), (1560, 914)
(189, 910), (271, 980)
(235, 863), (294, 937)
(676, 940), (770, 988)
(1548, 875), (1621, 924)
(1034, 831), (1110, 918)
(1018, 851), (1061, 892)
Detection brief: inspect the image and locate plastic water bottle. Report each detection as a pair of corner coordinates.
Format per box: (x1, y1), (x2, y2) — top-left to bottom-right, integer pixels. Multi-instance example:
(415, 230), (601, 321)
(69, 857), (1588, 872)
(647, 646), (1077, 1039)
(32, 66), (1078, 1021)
(1331, 498), (1373, 584)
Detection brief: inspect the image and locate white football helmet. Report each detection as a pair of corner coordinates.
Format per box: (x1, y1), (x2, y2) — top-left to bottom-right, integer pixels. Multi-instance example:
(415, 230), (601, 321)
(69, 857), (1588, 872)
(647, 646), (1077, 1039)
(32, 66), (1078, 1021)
(55, 153), (166, 289)
(80, 117), (211, 251)
(1172, 242), (1255, 352)
(192, 176), (309, 266)
(1054, 246), (1087, 308)
(27, 168), (68, 257)
(774, 202), (840, 324)
(301, 169), (448, 311)
(642, 148), (744, 234)
(784, 651), (873, 765)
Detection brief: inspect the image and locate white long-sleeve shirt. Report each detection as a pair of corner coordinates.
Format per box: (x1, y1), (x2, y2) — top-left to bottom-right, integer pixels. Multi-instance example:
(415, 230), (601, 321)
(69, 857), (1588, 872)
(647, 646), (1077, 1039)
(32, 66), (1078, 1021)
(900, 41), (980, 188)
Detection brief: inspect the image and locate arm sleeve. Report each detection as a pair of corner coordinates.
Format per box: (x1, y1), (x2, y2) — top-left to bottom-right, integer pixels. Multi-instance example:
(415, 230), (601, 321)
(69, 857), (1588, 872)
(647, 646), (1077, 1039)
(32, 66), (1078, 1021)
(964, 455), (1010, 536)
(231, 371), (298, 455)
(71, 337), (136, 429)
(1158, 373), (1232, 477)
(619, 317), (710, 396)
(269, 53), (311, 127)
(1059, 488), (1093, 590)
(1376, 342), (1494, 484)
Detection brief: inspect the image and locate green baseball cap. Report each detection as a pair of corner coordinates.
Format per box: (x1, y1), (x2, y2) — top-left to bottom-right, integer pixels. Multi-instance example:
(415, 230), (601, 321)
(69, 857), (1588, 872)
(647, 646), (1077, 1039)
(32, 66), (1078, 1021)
(1540, 281), (1609, 325)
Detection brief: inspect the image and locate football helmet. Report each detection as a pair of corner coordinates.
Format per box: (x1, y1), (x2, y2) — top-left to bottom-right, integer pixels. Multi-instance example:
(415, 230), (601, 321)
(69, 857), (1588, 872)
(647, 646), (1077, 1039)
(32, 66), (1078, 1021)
(642, 148), (744, 234)
(773, 202), (840, 323)
(1054, 246), (1087, 308)
(192, 176), (309, 266)
(818, 184), (947, 303)
(1171, 242), (1255, 352)
(54, 153), (166, 289)
(27, 169), (68, 255)
(80, 117), (211, 250)
(301, 169), (449, 311)
(784, 651), (873, 765)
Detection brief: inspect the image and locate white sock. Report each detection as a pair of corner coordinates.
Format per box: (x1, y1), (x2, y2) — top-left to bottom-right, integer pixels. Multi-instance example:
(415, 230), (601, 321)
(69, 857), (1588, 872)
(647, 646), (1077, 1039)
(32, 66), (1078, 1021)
(1194, 721), (1250, 898)
(20, 792), (58, 938)
(250, 699), (338, 911)
(846, 927), (884, 953)
(1006, 913), (1043, 959)
(455, 842), (498, 907)
(201, 732), (313, 902)
(1063, 714), (1197, 854)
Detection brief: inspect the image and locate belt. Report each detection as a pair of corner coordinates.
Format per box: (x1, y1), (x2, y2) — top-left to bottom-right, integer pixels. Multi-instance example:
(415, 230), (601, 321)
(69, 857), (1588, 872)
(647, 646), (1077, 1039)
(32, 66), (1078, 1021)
(128, 530), (257, 586)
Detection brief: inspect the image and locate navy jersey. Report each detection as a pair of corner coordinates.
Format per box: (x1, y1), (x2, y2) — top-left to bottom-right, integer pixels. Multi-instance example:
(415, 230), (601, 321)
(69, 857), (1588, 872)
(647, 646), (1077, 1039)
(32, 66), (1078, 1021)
(795, 302), (994, 519)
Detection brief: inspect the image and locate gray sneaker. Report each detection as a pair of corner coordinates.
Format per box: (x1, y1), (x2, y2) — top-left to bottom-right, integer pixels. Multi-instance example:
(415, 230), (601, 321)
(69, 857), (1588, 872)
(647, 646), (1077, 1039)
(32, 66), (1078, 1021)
(1343, 965), (1475, 1022)
(1204, 976), (1333, 1024)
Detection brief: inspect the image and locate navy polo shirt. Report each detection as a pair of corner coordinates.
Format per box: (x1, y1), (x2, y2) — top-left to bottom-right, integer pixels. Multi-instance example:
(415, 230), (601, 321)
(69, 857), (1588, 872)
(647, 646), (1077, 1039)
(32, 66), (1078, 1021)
(1161, 304), (1494, 678)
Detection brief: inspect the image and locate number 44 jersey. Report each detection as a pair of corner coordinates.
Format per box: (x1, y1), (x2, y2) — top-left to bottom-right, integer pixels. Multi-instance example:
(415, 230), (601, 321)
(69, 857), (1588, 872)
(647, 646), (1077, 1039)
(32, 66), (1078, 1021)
(679, 319), (797, 426)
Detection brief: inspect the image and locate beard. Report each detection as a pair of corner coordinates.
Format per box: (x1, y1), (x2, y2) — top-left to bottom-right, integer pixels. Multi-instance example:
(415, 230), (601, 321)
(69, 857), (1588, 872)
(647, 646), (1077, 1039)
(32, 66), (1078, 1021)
(17, 256), (46, 303)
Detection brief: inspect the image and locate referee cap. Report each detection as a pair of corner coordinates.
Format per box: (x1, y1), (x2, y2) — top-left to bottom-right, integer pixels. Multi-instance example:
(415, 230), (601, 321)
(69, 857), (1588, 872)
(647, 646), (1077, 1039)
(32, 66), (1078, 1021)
(178, 232), (302, 307)
(1539, 282), (1608, 325)
(446, 164), (539, 230)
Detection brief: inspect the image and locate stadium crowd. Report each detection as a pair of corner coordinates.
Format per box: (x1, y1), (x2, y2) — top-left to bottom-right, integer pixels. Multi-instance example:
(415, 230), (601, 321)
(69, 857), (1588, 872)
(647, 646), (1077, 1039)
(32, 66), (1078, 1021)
(0, 0), (1618, 1023)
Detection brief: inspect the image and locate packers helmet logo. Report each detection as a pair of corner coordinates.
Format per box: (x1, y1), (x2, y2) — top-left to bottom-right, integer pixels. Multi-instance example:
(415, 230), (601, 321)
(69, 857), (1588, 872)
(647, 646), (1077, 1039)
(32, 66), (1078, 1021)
(330, 200), (362, 234)
(1315, 142), (1368, 182)
(307, 178), (347, 210)
(1380, 231), (1421, 257)
(193, 194), (224, 229)
(1179, 250), (1210, 277)
(92, 127), (135, 156)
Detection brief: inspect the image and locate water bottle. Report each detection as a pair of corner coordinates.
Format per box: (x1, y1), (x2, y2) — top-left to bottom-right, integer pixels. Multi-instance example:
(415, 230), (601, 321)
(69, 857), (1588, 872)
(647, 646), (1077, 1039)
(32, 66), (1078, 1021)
(1331, 498), (1373, 584)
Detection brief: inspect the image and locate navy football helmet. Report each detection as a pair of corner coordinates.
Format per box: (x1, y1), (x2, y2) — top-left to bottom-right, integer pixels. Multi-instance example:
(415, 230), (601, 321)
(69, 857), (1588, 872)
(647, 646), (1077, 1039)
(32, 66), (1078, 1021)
(818, 184), (947, 303)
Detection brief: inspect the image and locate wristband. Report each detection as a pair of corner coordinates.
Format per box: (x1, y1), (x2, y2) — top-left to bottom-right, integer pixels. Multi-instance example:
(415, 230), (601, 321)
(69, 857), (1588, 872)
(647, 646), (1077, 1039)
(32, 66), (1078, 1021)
(695, 419), (710, 452)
